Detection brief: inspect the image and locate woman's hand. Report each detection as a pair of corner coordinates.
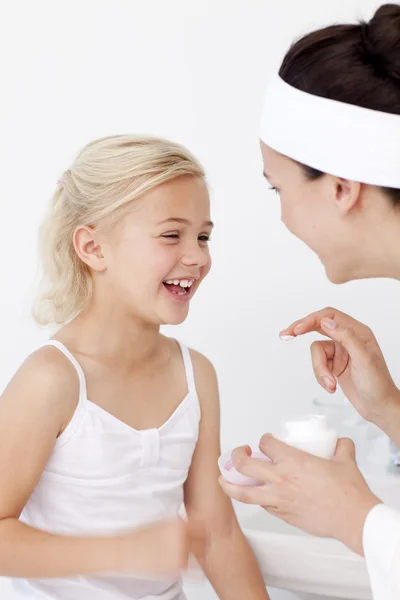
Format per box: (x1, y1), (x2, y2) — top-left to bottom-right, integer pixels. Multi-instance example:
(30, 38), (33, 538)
(219, 437), (381, 555)
(280, 307), (400, 442)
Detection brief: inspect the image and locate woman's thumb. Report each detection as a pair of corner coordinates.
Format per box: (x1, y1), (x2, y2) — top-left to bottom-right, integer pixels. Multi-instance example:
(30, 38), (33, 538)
(334, 437), (356, 462)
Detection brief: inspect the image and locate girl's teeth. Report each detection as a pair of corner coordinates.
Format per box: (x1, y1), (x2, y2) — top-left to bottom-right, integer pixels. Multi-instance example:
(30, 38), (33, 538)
(164, 279), (195, 287)
(164, 278), (195, 288)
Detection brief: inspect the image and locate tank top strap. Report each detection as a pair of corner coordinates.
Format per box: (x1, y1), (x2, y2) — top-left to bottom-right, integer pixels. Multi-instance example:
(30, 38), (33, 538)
(42, 340), (87, 402)
(177, 341), (197, 399)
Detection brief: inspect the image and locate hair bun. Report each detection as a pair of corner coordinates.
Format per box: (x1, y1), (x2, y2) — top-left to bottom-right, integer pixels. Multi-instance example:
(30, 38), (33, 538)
(361, 3), (400, 81)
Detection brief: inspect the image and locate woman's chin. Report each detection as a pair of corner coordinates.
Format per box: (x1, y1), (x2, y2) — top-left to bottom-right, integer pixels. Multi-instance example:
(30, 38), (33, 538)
(324, 262), (352, 285)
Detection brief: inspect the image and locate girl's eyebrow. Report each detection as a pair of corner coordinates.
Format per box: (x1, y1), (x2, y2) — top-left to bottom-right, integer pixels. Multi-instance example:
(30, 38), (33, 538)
(157, 217), (214, 228)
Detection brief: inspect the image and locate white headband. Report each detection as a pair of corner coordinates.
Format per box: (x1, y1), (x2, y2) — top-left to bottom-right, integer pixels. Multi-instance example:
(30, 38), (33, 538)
(260, 75), (400, 189)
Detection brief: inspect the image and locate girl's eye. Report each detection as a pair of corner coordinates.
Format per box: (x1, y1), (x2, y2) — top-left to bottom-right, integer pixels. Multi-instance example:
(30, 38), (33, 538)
(269, 186), (279, 195)
(161, 233), (211, 243)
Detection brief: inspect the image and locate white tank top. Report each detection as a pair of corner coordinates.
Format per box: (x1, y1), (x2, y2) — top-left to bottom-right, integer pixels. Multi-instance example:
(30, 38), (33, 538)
(11, 339), (200, 600)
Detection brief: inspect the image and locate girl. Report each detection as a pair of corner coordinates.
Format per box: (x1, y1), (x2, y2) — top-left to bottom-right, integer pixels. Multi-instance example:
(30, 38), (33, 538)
(0, 135), (268, 599)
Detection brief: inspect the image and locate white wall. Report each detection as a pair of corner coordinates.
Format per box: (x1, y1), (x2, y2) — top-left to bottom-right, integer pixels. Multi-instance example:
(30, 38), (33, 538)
(0, 1), (395, 599)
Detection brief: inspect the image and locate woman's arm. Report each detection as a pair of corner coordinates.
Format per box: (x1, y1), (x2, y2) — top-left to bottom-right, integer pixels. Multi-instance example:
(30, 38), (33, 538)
(184, 351), (269, 600)
(363, 504), (400, 599)
(220, 306), (400, 599)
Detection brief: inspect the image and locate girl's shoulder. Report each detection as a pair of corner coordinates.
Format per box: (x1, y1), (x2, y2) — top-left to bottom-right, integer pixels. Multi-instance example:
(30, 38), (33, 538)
(164, 336), (218, 403)
(163, 335), (216, 376)
(3, 344), (81, 433)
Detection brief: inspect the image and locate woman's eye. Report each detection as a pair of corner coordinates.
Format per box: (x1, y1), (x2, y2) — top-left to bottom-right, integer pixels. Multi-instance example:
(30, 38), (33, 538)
(198, 235), (211, 242)
(269, 186), (279, 195)
(162, 233), (179, 239)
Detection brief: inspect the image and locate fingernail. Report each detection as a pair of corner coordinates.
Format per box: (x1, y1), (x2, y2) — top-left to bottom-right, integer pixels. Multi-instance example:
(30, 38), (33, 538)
(294, 323), (305, 334)
(321, 318), (337, 330)
(279, 334), (295, 341)
(323, 376), (335, 390)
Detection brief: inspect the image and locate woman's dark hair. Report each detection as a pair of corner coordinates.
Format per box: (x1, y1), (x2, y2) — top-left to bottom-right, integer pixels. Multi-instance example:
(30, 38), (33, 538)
(279, 3), (400, 206)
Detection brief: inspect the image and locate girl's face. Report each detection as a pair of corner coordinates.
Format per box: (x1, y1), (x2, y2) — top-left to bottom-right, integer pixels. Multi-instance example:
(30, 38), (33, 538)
(93, 175), (212, 325)
(260, 141), (375, 284)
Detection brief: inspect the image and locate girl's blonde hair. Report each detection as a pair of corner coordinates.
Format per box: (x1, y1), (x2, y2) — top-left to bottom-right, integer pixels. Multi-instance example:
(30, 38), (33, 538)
(33, 135), (205, 327)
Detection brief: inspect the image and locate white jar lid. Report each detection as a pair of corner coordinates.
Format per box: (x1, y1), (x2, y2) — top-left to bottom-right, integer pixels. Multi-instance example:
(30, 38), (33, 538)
(283, 414), (330, 439)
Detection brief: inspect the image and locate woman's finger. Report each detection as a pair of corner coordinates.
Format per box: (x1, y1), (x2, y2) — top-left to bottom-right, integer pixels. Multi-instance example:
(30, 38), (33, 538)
(310, 340), (337, 392)
(258, 434), (311, 465)
(280, 307), (370, 340)
(232, 451), (277, 482)
(279, 307), (337, 338)
(310, 340), (350, 390)
(318, 317), (376, 359)
(231, 446), (252, 464)
(218, 477), (279, 507)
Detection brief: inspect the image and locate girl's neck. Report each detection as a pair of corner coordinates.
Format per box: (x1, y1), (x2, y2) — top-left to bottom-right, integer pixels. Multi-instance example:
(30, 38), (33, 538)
(56, 303), (164, 368)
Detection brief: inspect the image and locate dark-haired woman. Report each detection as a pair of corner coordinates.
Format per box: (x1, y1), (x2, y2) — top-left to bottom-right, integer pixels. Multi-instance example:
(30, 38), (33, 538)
(221, 5), (400, 598)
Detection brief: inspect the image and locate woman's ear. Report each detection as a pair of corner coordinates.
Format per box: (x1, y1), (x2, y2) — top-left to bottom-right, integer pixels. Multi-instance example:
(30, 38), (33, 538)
(334, 178), (362, 215)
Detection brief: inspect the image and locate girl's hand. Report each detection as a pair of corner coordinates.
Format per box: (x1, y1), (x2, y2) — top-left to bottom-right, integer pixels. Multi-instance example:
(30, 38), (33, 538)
(117, 517), (204, 576)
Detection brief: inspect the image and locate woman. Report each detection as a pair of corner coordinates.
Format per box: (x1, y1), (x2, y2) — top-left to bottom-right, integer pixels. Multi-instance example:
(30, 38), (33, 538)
(220, 4), (400, 599)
